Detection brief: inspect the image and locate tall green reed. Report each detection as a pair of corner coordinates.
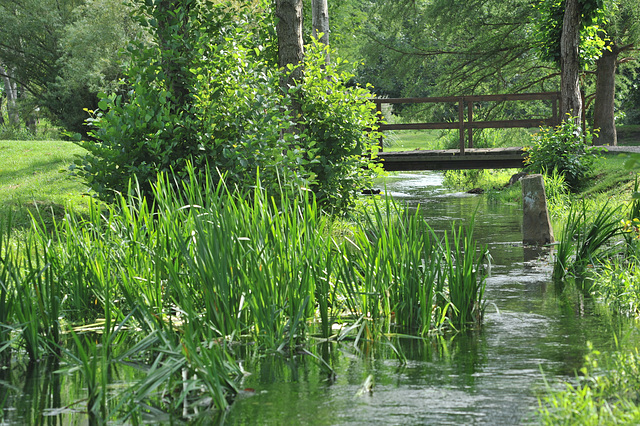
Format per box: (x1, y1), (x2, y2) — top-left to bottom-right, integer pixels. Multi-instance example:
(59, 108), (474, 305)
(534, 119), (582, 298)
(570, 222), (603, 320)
(442, 222), (488, 330)
(0, 214), (16, 363)
(553, 201), (623, 281)
(2, 162), (492, 420)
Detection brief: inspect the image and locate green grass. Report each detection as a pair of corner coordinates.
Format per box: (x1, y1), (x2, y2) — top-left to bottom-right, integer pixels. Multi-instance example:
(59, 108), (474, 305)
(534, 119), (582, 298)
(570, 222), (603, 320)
(382, 130), (446, 151)
(0, 140), (90, 229)
(538, 345), (640, 425)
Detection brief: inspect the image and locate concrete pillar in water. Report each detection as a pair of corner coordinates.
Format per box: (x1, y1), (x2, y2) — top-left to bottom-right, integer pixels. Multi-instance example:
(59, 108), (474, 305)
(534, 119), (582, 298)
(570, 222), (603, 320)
(522, 174), (554, 245)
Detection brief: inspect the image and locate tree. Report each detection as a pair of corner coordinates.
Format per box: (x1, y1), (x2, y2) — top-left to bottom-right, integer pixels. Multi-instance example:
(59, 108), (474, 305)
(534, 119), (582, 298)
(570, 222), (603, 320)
(356, 0), (554, 99)
(0, 64), (18, 125)
(560, 0), (583, 120)
(311, 0), (329, 46)
(275, 0), (304, 89)
(592, 0), (640, 145)
(537, 0), (607, 126)
(0, 0), (135, 134)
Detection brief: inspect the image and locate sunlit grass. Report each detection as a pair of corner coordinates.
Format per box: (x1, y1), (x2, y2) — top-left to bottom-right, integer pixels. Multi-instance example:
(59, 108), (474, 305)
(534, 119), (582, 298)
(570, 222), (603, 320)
(0, 140), (90, 229)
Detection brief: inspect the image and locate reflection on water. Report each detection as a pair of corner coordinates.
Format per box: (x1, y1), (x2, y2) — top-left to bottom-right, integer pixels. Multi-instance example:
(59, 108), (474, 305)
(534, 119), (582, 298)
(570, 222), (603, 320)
(225, 171), (624, 425)
(1, 171), (629, 425)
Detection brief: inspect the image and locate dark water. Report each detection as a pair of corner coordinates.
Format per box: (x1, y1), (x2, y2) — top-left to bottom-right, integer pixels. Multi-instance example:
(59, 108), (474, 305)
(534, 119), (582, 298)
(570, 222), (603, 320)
(224, 171), (623, 425)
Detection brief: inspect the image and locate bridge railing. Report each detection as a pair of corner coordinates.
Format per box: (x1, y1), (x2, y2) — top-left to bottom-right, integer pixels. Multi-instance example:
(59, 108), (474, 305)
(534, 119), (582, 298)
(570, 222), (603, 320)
(372, 92), (561, 154)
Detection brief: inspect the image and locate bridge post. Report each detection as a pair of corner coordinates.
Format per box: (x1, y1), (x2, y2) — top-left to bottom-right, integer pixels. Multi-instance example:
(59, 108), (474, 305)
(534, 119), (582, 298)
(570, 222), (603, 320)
(467, 100), (473, 148)
(458, 97), (465, 154)
(522, 174), (554, 245)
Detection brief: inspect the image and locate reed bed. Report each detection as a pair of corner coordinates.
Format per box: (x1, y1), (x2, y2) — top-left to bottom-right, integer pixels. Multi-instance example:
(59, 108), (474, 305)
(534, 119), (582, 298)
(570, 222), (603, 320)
(552, 201), (624, 281)
(0, 166), (488, 422)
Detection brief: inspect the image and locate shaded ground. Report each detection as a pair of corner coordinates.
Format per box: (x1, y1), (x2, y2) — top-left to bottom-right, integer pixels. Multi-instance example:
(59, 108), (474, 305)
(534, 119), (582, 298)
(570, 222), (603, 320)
(617, 125), (640, 146)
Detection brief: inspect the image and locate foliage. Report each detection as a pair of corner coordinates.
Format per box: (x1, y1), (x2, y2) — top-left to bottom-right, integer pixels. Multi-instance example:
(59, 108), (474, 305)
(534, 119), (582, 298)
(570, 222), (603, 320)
(592, 259), (640, 317)
(0, 165), (489, 420)
(525, 116), (604, 190)
(74, 2), (380, 213)
(553, 200), (623, 281)
(0, 0), (137, 135)
(294, 40), (382, 212)
(544, 169), (571, 218)
(356, 0), (553, 100)
(74, 2), (306, 202)
(534, 0), (609, 68)
(538, 344), (640, 425)
(442, 221), (488, 329)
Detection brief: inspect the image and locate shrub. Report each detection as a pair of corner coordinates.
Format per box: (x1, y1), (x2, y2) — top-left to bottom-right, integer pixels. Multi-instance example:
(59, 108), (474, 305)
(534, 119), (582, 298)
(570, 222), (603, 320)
(525, 116), (603, 190)
(73, 2), (307, 202)
(72, 3), (381, 213)
(294, 40), (382, 213)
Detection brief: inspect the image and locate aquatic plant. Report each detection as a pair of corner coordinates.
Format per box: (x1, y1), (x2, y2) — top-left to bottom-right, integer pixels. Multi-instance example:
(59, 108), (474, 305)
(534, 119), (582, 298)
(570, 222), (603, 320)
(538, 344), (640, 425)
(442, 222), (488, 330)
(0, 164), (490, 421)
(0, 215), (16, 364)
(553, 201), (623, 281)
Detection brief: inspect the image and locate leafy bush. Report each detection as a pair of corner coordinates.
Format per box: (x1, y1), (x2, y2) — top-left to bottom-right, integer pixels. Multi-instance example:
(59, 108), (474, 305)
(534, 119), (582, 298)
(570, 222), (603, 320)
(525, 116), (603, 190)
(73, 2), (305, 202)
(72, 2), (381, 213)
(294, 40), (382, 212)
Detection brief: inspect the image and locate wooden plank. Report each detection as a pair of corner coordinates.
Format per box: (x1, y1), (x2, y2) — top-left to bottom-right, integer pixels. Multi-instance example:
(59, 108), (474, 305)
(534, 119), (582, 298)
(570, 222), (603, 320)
(372, 92), (560, 104)
(379, 118), (553, 131)
(465, 119), (555, 129)
(461, 92), (560, 102)
(376, 147), (527, 171)
(379, 122), (460, 131)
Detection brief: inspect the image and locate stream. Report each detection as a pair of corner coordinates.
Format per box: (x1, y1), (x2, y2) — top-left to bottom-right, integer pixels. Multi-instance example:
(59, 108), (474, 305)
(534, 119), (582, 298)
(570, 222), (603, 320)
(1, 171), (632, 425)
(224, 171), (626, 425)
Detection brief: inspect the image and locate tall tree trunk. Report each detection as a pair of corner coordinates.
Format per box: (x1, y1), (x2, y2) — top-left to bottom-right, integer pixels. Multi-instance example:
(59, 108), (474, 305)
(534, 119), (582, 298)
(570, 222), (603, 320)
(0, 92), (4, 125)
(312, 0), (330, 65)
(275, 0), (304, 91)
(560, 0), (582, 124)
(0, 64), (19, 126)
(312, 0), (329, 46)
(593, 46), (618, 146)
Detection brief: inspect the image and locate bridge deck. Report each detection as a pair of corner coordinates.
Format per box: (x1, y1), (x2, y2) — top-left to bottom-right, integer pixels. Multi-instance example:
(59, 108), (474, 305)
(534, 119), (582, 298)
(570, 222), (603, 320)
(377, 147), (527, 171)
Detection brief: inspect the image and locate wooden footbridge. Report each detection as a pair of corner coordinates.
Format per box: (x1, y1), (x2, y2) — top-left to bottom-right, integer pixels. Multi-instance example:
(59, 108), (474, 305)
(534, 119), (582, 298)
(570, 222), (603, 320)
(373, 92), (561, 171)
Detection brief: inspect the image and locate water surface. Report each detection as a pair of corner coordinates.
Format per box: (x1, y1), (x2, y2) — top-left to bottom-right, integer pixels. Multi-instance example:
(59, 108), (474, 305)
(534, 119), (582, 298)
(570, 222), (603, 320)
(225, 171), (622, 425)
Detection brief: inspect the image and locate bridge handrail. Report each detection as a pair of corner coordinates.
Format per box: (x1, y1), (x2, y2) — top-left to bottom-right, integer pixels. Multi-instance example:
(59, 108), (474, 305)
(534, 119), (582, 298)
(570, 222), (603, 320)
(372, 92), (561, 154)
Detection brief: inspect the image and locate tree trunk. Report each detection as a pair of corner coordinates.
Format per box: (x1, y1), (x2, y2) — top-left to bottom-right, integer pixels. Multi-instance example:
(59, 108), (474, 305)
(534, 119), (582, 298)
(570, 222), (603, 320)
(560, 0), (582, 124)
(0, 91), (4, 125)
(0, 64), (19, 126)
(312, 0), (329, 46)
(312, 0), (330, 65)
(275, 0), (304, 91)
(593, 46), (618, 145)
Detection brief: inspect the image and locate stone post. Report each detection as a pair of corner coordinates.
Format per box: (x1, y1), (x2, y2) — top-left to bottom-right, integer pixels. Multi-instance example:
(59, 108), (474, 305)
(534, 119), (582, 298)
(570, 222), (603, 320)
(522, 174), (554, 245)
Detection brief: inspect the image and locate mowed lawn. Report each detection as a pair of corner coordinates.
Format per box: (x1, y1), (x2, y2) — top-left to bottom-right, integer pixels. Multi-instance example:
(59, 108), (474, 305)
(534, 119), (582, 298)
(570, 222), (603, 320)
(0, 140), (90, 227)
(382, 130), (448, 151)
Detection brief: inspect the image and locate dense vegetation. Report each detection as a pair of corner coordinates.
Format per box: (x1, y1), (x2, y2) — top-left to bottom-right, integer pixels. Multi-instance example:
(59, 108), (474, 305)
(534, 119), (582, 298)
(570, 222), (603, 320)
(0, 160), (489, 421)
(1, 0), (640, 423)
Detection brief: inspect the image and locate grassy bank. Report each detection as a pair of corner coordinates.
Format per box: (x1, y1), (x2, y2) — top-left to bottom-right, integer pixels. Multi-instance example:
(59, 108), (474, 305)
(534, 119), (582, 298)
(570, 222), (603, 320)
(0, 140), (90, 229)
